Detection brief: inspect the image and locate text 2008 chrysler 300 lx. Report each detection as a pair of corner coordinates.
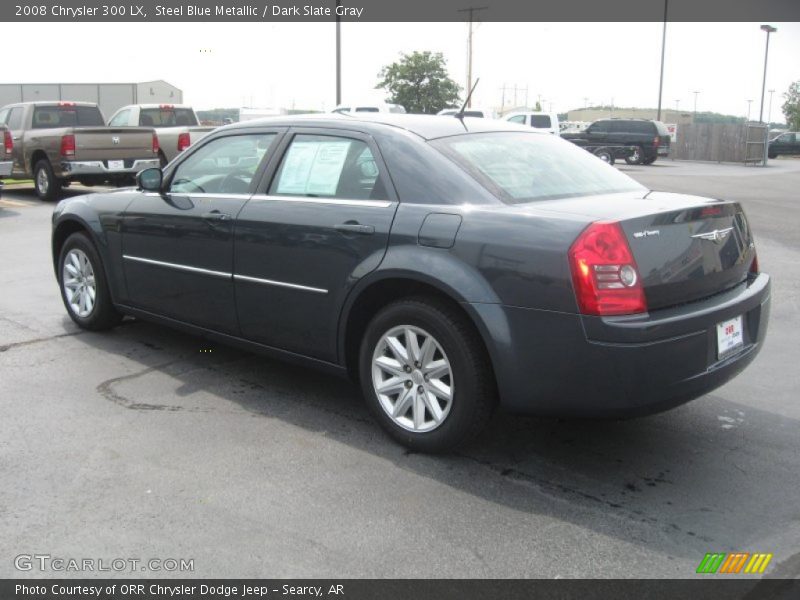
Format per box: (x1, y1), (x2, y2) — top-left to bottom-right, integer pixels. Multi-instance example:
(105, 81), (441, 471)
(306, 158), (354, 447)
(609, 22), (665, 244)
(51, 115), (770, 452)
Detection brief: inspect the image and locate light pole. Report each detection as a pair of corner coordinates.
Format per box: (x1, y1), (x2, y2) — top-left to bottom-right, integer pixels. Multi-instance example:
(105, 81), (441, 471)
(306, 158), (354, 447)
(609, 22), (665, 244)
(758, 25), (777, 123)
(335, 0), (341, 106)
(768, 89), (775, 124)
(656, 0), (668, 121)
(675, 99), (680, 113)
(692, 90), (700, 115)
(746, 99), (753, 121)
(458, 6), (488, 108)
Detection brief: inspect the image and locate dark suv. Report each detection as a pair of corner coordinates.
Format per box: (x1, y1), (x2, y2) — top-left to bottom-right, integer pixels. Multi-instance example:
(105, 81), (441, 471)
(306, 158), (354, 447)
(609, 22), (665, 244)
(563, 118), (671, 165)
(768, 132), (800, 158)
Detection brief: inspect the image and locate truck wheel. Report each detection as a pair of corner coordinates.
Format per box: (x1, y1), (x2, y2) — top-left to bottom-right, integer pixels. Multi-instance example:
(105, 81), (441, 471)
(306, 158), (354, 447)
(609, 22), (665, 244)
(594, 149), (614, 164)
(625, 146), (644, 165)
(768, 152), (777, 159)
(642, 157), (657, 165)
(58, 232), (122, 331)
(359, 297), (497, 453)
(34, 160), (62, 201)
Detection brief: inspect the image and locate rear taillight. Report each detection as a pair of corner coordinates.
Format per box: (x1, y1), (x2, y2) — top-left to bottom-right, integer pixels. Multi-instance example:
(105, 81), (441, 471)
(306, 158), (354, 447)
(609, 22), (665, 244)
(568, 221), (647, 316)
(60, 134), (76, 157)
(653, 135), (660, 148)
(3, 130), (12, 155)
(750, 251), (759, 275)
(177, 132), (191, 152)
(152, 132), (160, 154)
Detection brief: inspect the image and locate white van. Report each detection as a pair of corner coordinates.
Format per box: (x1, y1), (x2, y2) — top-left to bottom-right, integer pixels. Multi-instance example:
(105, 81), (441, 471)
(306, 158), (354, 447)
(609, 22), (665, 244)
(503, 111), (560, 135)
(332, 103), (406, 115)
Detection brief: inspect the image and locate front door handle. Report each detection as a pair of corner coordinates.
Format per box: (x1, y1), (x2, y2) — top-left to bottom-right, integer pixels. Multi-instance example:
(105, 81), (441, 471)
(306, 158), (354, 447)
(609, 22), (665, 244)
(335, 222), (374, 235)
(202, 210), (231, 221)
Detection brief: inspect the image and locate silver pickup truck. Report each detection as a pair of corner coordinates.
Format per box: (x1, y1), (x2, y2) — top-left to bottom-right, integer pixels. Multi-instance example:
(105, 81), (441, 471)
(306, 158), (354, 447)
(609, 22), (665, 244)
(0, 101), (160, 200)
(107, 104), (215, 165)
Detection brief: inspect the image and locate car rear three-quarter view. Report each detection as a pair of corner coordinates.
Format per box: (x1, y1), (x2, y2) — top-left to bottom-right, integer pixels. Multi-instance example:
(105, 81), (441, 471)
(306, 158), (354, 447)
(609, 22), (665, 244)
(50, 115), (771, 452)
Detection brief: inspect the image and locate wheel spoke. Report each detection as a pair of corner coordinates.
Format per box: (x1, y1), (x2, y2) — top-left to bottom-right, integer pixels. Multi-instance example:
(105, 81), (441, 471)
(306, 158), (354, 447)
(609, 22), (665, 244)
(424, 359), (449, 379)
(377, 376), (406, 395)
(374, 355), (406, 377)
(422, 390), (443, 423)
(65, 263), (79, 277)
(393, 389), (414, 418)
(404, 327), (421, 362)
(413, 393), (426, 429)
(428, 379), (452, 402)
(385, 335), (408, 362)
(419, 337), (436, 368)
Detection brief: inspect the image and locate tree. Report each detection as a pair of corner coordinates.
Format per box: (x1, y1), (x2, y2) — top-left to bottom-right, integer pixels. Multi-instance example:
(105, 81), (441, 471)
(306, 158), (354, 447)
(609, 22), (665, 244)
(377, 51), (461, 114)
(782, 81), (800, 130)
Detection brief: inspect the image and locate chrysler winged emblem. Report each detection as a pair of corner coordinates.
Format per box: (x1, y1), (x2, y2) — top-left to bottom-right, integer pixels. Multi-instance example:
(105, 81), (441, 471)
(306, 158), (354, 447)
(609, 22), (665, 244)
(691, 227), (733, 245)
(112, 136), (120, 145)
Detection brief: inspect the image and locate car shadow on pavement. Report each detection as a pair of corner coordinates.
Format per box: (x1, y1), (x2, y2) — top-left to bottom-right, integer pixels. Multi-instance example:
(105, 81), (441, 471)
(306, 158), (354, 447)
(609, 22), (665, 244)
(72, 317), (800, 566)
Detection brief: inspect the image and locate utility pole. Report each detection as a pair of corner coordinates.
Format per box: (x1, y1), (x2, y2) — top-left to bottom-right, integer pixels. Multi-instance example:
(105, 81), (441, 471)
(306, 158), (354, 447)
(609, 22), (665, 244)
(746, 99), (753, 121)
(458, 6), (488, 108)
(758, 25), (777, 123)
(675, 99), (680, 112)
(656, 0), (668, 121)
(335, 0), (342, 105)
(767, 89), (775, 124)
(692, 90), (700, 115)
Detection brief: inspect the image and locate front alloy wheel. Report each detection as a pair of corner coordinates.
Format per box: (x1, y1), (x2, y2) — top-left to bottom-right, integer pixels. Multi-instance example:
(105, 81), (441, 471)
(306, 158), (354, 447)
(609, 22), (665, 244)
(371, 325), (454, 433)
(62, 248), (96, 318)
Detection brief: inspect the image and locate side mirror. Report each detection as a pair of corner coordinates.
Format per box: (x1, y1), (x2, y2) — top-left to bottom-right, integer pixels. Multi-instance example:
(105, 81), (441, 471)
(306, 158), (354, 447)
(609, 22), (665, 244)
(136, 167), (163, 192)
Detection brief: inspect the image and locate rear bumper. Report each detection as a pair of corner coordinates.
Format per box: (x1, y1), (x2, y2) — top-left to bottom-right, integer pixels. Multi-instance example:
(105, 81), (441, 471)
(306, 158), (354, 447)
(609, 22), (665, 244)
(657, 146), (670, 156)
(60, 159), (159, 178)
(472, 273), (770, 417)
(0, 160), (12, 177)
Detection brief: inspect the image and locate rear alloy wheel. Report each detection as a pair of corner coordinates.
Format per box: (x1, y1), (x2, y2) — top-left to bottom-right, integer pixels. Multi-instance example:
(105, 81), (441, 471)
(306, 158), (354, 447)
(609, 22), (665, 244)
(34, 159), (62, 201)
(359, 297), (496, 452)
(625, 146), (644, 165)
(58, 232), (122, 330)
(594, 149), (614, 165)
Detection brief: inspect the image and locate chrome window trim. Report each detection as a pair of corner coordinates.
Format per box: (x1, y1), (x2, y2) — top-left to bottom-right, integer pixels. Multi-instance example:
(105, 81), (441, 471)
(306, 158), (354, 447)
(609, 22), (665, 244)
(233, 274), (328, 294)
(123, 255), (231, 279)
(250, 194), (393, 208)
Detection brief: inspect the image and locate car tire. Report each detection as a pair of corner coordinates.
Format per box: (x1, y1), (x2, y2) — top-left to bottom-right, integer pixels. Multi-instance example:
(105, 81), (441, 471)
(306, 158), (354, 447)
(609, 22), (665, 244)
(34, 159), (62, 201)
(768, 152), (777, 159)
(58, 232), (122, 331)
(359, 297), (497, 453)
(625, 146), (644, 165)
(642, 156), (657, 165)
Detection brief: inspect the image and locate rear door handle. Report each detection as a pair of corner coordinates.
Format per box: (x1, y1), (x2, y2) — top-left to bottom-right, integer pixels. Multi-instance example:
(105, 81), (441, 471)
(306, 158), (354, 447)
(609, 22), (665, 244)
(335, 223), (374, 235)
(202, 210), (231, 221)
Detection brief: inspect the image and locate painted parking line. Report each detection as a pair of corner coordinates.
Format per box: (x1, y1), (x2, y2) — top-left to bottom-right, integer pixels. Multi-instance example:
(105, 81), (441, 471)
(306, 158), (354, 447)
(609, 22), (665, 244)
(0, 198), (35, 207)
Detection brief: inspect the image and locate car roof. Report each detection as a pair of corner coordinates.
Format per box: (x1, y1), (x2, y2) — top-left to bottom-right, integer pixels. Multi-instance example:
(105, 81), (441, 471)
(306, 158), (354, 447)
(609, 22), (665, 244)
(135, 104), (193, 109)
(10, 101), (98, 107)
(223, 112), (529, 140)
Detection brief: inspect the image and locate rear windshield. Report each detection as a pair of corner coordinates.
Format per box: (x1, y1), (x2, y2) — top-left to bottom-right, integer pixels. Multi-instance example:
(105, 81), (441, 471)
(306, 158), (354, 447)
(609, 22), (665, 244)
(139, 108), (198, 127)
(653, 121), (670, 136)
(530, 115), (552, 128)
(32, 105), (105, 128)
(432, 132), (644, 203)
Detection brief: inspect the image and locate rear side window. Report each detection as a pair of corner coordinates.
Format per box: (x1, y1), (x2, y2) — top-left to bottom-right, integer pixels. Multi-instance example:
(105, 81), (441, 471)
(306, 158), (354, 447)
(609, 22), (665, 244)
(108, 109), (131, 127)
(508, 115), (526, 124)
(630, 121), (655, 134)
(588, 121), (610, 133)
(530, 115), (552, 128)
(140, 108), (198, 127)
(355, 107), (380, 113)
(270, 134), (387, 200)
(32, 106), (104, 128)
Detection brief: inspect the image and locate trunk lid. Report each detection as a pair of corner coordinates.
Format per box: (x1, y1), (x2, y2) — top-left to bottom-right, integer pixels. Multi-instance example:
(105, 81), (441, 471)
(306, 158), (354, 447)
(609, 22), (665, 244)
(528, 191), (756, 310)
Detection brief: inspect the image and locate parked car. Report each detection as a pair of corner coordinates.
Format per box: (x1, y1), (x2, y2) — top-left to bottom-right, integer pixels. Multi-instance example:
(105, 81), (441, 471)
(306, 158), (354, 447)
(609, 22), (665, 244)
(0, 124), (12, 199)
(437, 107), (496, 119)
(107, 104), (215, 166)
(51, 114), (769, 452)
(0, 101), (160, 200)
(562, 118), (671, 165)
(503, 111), (560, 135)
(332, 102), (406, 115)
(768, 131), (800, 159)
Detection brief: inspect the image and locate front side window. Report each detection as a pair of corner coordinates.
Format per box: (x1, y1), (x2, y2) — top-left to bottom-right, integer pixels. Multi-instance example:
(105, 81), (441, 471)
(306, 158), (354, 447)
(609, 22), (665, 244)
(588, 121), (610, 134)
(270, 134), (387, 200)
(355, 107), (379, 113)
(108, 109), (131, 127)
(433, 132), (644, 204)
(169, 133), (275, 194)
(6, 108), (23, 130)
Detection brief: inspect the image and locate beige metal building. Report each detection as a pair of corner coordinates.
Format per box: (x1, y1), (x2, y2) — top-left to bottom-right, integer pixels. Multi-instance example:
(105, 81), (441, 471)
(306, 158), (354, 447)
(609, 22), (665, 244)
(0, 80), (182, 120)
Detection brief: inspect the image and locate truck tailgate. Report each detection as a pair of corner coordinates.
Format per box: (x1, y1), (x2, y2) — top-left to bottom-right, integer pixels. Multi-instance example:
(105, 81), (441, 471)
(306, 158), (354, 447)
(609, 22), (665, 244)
(74, 128), (155, 160)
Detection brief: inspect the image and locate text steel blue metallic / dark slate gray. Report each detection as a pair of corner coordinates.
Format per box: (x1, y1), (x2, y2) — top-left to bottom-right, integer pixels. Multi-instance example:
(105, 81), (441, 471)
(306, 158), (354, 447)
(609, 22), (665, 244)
(52, 114), (770, 451)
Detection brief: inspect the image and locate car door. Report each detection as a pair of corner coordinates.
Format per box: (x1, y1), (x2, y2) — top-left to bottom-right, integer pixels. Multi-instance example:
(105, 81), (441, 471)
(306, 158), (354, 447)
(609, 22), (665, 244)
(586, 120), (610, 143)
(121, 130), (282, 334)
(234, 128), (399, 362)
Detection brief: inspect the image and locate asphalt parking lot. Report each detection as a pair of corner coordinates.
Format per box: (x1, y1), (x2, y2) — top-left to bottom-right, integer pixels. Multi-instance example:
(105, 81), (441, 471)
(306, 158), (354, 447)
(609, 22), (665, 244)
(1, 159), (799, 579)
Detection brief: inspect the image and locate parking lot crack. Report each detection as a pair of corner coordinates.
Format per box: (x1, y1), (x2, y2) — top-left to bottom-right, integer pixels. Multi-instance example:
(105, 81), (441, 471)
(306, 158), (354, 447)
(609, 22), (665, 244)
(0, 330), (85, 353)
